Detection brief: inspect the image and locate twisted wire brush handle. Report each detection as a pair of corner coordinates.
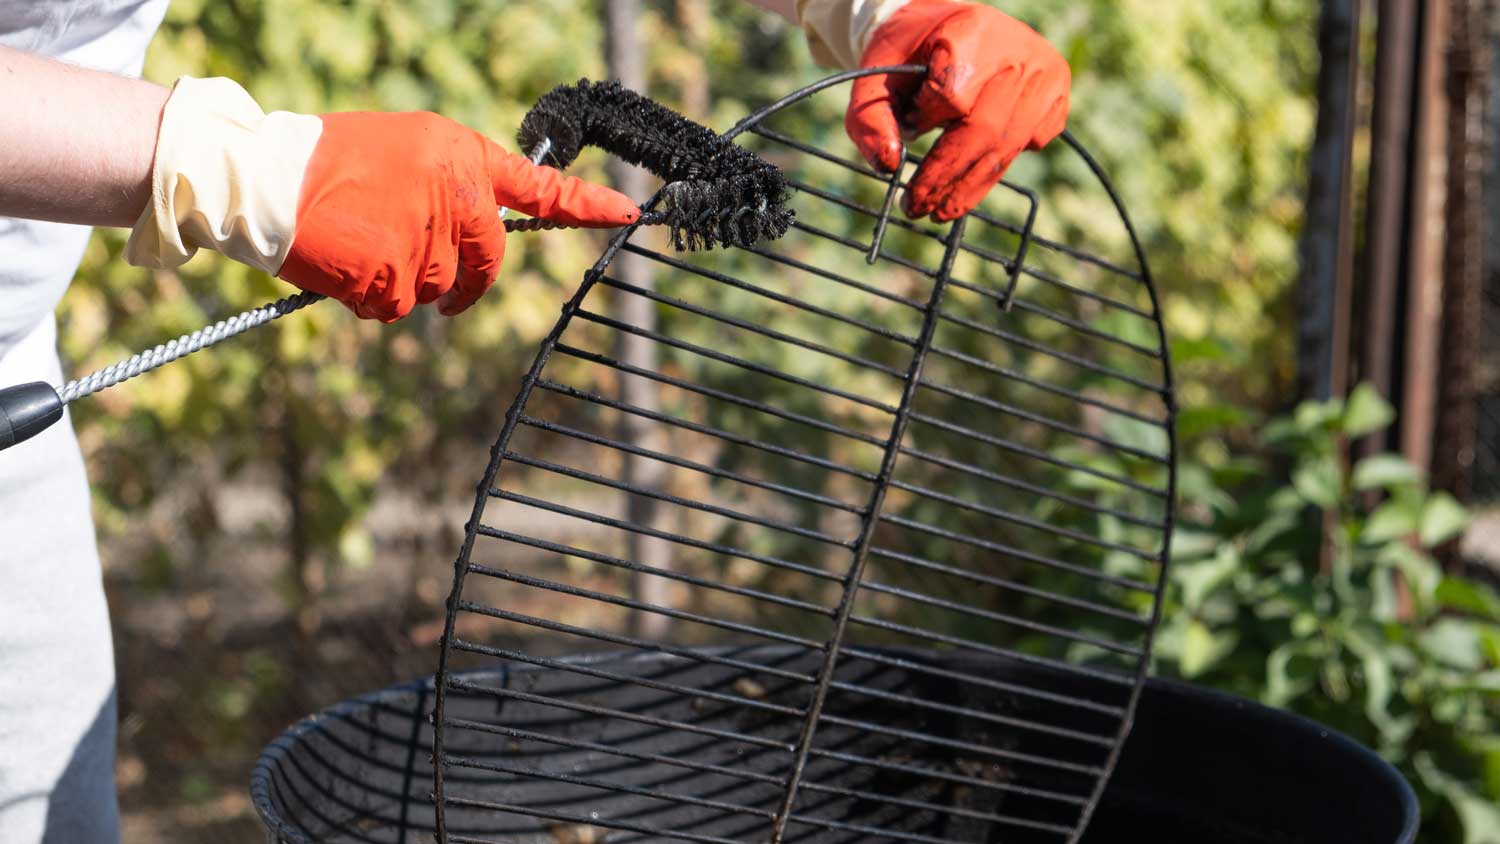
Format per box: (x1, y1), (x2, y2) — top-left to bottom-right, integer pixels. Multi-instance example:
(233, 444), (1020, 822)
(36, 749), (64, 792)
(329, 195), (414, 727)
(55, 139), (566, 404)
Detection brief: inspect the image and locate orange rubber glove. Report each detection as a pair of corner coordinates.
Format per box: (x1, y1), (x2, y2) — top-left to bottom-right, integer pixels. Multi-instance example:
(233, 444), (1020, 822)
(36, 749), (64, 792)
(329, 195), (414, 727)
(845, 0), (1071, 222)
(126, 77), (639, 322)
(279, 111), (640, 321)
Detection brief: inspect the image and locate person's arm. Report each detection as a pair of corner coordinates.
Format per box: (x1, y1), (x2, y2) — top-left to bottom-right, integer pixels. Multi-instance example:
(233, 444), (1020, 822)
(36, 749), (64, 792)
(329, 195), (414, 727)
(740, 0), (1071, 222)
(0, 49), (639, 321)
(0, 46), (169, 228)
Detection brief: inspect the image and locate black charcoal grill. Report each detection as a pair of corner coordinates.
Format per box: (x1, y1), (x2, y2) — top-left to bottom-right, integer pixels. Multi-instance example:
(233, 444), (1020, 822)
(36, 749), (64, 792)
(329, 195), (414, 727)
(241, 69), (1414, 844)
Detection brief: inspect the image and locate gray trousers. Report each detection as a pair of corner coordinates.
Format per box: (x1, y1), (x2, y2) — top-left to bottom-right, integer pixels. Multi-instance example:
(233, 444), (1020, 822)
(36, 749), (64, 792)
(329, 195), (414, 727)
(0, 315), (119, 844)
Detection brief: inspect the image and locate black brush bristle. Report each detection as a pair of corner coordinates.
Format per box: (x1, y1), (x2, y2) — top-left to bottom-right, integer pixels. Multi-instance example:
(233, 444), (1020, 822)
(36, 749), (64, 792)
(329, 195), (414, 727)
(517, 79), (792, 250)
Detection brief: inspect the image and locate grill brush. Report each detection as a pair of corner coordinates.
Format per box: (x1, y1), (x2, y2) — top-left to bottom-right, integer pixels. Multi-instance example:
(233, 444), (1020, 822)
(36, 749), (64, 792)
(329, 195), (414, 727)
(0, 79), (792, 451)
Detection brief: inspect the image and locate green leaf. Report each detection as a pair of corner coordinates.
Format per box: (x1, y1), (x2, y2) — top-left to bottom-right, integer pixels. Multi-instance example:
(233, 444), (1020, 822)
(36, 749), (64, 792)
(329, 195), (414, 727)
(1294, 397), (1344, 433)
(1181, 619), (1238, 678)
(1420, 619), (1486, 671)
(1168, 528), (1223, 561)
(1176, 403), (1250, 439)
(1174, 463), (1237, 517)
(1420, 492), (1471, 547)
(1363, 497), (1420, 543)
(1265, 642), (1317, 706)
(1169, 336), (1231, 364)
(1291, 452), (1342, 509)
(1377, 543), (1442, 609)
(1415, 753), (1500, 844)
(1351, 454), (1423, 490)
(1175, 545), (1241, 611)
(1341, 383), (1396, 437)
(1436, 577), (1500, 622)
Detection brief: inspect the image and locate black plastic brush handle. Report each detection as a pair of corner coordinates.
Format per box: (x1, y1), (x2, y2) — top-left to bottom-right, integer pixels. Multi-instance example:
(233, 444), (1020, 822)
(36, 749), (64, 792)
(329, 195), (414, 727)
(0, 382), (63, 450)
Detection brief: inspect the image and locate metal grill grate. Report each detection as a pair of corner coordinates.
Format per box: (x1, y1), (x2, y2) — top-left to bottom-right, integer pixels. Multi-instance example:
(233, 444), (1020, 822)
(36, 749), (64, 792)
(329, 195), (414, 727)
(427, 69), (1174, 844)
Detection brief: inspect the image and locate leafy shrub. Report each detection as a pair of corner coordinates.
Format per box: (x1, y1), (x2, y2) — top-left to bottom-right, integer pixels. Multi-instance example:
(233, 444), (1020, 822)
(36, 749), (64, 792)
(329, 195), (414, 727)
(1155, 384), (1500, 844)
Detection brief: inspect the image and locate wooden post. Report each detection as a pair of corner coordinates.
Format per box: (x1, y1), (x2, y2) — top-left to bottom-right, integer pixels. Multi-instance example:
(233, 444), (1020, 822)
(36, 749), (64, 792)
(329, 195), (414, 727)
(1357, 0), (1418, 461)
(606, 0), (675, 639)
(1434, 0), (1492, 514)
(1297, 0), (1362, 405)
(1400, 0), (1452, 474)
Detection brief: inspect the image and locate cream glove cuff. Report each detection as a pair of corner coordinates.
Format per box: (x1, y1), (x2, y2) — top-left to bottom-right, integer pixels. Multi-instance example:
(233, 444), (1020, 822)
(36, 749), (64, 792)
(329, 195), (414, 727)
(794, 0), (912, 69)
(125, 76), (323, 274)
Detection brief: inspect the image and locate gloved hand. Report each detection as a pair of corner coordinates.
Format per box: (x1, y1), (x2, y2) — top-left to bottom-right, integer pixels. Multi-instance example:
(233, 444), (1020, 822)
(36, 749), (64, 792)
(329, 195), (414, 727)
(127, 78), (639, 321)
(798, 0), (1070, 222)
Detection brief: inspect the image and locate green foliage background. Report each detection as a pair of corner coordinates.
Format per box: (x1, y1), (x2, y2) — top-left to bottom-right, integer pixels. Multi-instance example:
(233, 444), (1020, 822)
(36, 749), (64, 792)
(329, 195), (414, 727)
(57, 1), (1495, 842)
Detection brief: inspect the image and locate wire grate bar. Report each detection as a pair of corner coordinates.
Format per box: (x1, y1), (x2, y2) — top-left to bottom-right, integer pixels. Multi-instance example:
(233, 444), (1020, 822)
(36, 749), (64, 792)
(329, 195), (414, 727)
(441, 716), (788, 787)
(895, 445), (1165, 529)
(847, 613), (1136, 686)
(574, 309), (900, 414)
(445, 753), (777, 820)
(962, 206), (1145, 284)
(852, 579), (1143, 656)
(789, 218), (938, 278)
(460, 571), (822, 648)
(555, 343), (887, 447)
(907, 411), (1168, 498)
(449, 640), (807, 718)
(791, 789), (1078, 837)
(447, 670), (1106, 810)
(915, 377), (1168, 462)
(535, 379), (878, 481)
(442, 797), (745, 844)
(954, 238), (1154, 319)
(443, 713), (1088, 823)
(497, 451), (857, 549)
(445, 675), (795, 751)
(459, 731), (1042, 844)
(877, 511), (1158, 592)
(839, 648), (1125, 719)
(781, 176), (953, 252)
(806, 742), (1092, 806)
(886, 476), (1163, 560)
(783, 809), (1074, 842)
(815, 711), (1104, 776)
(930, 307), (1164, 404)
(520, 413), (864, 514)
(598, 274), (907, 378)
(741, 242), (929, 310)
(750, 125), (887, 179)
(474, 525), (834, 616)
(483, 490), (840, 583)
(756, 125), (1137, 288)
(826, 679), (1116, 746)
(622, 243), (922, 343)
(438, 713), (1086, 821)
(774, 168), (1146, 323)
(924, 342), (1168, 425)
(1002, 296), (1161, 360)
(454, 608), (819, 684)
(866, 546), (1147, 623)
